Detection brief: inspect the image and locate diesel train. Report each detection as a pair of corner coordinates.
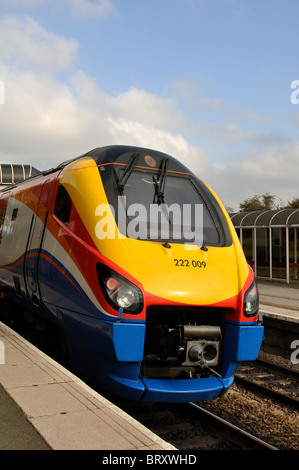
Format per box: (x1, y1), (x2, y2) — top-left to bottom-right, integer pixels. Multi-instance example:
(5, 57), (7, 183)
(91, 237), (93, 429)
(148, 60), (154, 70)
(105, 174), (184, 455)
(0, 145), (263, 402)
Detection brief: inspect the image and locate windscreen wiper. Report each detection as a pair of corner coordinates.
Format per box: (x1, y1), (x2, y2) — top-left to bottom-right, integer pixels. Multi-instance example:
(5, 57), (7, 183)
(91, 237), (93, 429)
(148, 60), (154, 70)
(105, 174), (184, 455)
(152, 158), (171, 248)
(117, 152), (140, 194)
(153, 157), (168, 205)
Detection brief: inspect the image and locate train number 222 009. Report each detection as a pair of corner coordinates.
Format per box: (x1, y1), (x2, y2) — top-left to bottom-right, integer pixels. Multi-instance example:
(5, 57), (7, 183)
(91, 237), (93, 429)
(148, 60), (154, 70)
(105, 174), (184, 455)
(174, 259), (207, 268)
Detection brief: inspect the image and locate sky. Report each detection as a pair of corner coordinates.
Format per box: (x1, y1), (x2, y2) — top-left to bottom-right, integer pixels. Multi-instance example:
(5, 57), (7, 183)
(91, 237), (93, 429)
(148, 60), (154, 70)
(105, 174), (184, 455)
(0, 0), (299, 211)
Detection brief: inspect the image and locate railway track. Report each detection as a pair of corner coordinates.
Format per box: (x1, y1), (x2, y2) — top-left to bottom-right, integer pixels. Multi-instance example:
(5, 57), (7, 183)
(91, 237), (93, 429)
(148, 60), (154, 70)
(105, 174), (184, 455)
(117, 357), (299, 450)
(115, 399), (278, 450)
(235, 358), (299, 410)
(188, 402), (278, 450)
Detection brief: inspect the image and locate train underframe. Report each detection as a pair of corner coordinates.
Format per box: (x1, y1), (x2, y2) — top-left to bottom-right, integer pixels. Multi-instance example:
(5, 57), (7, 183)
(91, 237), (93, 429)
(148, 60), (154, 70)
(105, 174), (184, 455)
(142, 307), (224, 380)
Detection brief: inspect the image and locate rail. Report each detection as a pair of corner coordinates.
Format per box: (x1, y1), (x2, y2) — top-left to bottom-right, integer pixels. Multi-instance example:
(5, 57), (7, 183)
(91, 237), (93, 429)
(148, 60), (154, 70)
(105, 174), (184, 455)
(189, 402), (278, 450)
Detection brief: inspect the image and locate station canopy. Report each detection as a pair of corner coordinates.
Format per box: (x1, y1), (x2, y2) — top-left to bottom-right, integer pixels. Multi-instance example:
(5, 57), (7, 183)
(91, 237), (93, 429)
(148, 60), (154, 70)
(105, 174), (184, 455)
(230, 209), (299, 228)
(0, 164), (40, 185)
(230, 209), (299, 283)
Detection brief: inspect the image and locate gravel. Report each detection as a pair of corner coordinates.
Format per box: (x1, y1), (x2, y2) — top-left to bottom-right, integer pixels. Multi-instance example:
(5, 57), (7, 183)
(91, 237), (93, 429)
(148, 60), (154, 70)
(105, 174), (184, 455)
(201, 352), (299, 450)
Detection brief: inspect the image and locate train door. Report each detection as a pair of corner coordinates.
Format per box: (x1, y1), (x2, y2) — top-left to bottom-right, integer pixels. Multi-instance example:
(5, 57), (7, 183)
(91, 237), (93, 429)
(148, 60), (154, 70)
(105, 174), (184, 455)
(24, 179), (51, 304)
(0, 193), (7, 246)
(0, 193), (8, 277)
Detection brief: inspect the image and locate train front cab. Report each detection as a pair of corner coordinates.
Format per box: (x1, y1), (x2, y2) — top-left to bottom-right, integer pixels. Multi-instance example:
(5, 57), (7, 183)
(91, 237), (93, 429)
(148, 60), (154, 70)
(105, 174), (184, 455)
(55, 149), (264, 403)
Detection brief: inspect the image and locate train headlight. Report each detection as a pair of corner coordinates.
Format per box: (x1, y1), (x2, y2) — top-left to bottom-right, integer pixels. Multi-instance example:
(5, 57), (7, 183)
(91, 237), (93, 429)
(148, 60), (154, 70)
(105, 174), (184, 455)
(97, 263), (143, 314)
(243, 280), (259, 317)
(115, 286), (137, 309)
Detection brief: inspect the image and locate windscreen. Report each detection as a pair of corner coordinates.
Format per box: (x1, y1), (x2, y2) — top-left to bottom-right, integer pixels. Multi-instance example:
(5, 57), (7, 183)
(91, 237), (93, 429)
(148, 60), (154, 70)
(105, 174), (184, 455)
(116, 169), (220, 245)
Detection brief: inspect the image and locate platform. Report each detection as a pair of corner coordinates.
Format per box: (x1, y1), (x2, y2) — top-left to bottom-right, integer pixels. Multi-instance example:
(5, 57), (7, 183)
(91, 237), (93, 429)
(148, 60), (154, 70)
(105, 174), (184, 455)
(258, 280), (299, 323)
(0, 321), (175, 451)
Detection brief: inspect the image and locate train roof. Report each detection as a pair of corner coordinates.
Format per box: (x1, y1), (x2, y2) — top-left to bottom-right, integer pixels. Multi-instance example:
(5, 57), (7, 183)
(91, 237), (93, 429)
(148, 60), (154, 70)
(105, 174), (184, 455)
(1, 146), (195, 193)
(57, 145), (193, 175)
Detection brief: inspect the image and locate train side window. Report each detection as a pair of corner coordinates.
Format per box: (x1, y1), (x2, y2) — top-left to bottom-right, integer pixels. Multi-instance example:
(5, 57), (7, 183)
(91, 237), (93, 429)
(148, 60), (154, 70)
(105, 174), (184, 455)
(0, 207), (4, 243)
(11, 208), (18, 221)
(54, 184), (72, 226)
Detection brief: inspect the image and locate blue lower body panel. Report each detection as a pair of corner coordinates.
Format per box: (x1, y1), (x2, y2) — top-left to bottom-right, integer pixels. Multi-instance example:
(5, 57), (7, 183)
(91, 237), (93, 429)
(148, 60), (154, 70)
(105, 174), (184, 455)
(93, 372), (234, 403)
(57, 305), (264, 403)
(221, 321), (264, 377)
(141, 376), (234, 403)
(99, 321), (263, 402)
(97, 370), (146, 401)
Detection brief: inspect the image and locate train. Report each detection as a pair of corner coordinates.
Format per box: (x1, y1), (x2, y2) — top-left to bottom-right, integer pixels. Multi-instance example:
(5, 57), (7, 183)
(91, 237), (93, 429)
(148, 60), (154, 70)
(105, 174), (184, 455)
(0, 145), (264, 402)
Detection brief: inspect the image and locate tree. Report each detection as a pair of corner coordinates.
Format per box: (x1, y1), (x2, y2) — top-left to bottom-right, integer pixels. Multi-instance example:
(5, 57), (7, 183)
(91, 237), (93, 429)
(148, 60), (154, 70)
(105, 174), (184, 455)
(283, 196), (299, 209)
(239, 192), (276, 212)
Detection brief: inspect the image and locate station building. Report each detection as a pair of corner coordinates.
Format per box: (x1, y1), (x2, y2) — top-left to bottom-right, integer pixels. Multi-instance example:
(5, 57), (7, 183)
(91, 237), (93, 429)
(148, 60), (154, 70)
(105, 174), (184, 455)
(230, 210), (299, 284)
(0, 163), (40, 190)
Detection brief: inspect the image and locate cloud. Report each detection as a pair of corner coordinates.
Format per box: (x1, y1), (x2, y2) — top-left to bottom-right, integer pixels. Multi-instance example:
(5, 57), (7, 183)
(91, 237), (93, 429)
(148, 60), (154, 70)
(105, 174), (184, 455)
(1, 57), (298, 211)
(0, 65), (207, 177)
(205, 142), (299, 211)
(240, 144), (299, 182)
(180, 0), (250, 18)
(0, 15), (78, 71)
(108, 87), (187, 131)
(204, 122), (290, 149)
(0, 0), (44, 5)
(65, 0), (116, 19)
(0, 0), (116, 20)
(106, 118), (205, 171)
(173, 78), (224, 112)
(0, 17), (200, 171)
(0, 13), (298, 213)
